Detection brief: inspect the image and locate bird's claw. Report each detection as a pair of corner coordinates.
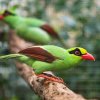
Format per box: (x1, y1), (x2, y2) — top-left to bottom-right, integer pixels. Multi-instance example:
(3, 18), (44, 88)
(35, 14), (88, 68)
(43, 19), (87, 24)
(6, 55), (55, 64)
(36, 73), (64, 83)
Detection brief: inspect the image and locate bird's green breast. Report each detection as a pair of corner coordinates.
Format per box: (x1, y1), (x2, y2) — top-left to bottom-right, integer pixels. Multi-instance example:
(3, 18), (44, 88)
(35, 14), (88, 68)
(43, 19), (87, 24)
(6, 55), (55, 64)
(32, 59), (67, 74)
(33, 56), (82, 74)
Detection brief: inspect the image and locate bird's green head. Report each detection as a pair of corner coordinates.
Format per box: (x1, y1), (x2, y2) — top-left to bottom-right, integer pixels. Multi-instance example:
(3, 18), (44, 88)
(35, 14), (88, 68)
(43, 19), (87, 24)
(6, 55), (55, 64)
(0, 10), (16, 20)
(67, 47), (95, 61)
(66, 47), (95, 66)
(0, 10), (20, 28)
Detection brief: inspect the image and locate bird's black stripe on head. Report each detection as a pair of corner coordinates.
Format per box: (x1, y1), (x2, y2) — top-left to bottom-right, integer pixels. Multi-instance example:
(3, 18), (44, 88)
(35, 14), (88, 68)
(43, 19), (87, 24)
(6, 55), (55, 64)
(3, 10), (15, 16)
(69, 48), (82, 56)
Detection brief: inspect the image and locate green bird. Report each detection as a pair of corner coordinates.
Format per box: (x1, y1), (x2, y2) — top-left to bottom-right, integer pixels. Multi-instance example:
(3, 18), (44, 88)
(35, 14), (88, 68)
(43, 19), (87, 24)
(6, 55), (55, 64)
(0, 10), (65, 46)
(0, 45), (95, 83)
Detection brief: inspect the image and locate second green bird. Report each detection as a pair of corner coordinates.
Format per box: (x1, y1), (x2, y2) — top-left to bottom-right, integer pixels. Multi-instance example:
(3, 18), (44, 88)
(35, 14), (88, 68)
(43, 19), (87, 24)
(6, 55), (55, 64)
(0, 10), (65, 46)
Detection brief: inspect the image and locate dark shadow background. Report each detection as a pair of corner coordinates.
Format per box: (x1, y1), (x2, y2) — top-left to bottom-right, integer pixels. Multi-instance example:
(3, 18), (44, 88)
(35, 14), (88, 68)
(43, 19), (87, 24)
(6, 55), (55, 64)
(0, 0), (100, 100)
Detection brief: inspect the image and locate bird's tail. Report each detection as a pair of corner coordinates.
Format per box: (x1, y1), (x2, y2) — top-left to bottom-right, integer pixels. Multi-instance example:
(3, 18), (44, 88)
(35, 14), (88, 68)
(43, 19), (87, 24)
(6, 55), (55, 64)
(0, 54), (22, 60)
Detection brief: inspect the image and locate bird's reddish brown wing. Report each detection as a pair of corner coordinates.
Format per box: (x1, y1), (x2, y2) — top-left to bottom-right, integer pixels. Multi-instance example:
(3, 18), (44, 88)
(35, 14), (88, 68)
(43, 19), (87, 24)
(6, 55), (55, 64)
(40, 24), (60, 39)
(18, 46), (58, 63)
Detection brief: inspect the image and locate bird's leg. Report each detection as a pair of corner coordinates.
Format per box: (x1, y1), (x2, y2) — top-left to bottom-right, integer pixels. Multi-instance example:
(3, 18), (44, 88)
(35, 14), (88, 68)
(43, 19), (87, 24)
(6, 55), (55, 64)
(36, 72), (64, 83)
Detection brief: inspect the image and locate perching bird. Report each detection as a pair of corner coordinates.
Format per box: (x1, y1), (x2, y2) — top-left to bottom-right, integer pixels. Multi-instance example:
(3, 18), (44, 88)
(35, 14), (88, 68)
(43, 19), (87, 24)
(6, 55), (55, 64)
(0, 45), (95, 83)
(0, 10), (66, 46)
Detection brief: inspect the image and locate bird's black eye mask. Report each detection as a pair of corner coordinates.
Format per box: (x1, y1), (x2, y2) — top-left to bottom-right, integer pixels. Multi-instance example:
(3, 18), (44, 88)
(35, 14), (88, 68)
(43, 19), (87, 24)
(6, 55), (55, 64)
(3, 10), (15, 16)
(69, 48), (83, 56)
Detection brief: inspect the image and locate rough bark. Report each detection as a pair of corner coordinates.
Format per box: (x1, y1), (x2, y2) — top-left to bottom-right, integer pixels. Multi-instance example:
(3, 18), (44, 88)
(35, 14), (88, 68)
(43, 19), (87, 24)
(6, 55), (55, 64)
(8, 30), (86, 100)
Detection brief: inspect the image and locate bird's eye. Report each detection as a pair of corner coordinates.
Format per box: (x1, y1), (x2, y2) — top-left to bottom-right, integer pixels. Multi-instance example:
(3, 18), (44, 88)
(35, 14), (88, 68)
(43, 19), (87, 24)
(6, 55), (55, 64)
(69, 48), (82, 56)
(74, 50), (81, 56)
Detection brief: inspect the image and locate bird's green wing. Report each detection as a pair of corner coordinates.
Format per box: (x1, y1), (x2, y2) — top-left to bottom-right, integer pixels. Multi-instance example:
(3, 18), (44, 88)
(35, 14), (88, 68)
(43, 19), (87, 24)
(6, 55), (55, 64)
(19, 46), (60, 63)
(25, 17), (45, 27)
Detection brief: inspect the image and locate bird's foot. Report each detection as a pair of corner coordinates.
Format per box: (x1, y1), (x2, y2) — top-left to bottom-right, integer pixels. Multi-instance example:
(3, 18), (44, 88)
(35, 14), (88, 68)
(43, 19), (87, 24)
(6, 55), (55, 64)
(36, 73), (64, 83)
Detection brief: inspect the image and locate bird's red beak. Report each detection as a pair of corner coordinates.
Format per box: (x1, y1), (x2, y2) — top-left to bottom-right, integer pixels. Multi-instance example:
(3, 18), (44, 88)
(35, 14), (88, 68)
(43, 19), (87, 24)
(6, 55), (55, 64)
(0, 15), (4, 20)
(82, 53), (95, 61)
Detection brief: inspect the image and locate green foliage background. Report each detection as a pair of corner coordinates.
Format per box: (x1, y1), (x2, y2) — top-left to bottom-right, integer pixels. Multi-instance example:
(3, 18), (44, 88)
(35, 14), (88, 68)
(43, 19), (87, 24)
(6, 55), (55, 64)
(0, 0), (100, 100)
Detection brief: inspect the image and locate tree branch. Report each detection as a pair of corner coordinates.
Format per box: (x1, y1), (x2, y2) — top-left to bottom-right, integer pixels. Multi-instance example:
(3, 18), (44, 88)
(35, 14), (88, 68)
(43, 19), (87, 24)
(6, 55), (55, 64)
(8, 30), (86, 100)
